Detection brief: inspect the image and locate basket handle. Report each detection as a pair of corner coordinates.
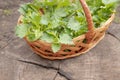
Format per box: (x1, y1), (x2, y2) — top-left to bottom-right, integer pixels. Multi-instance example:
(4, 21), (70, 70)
(79, 0), (94, 43)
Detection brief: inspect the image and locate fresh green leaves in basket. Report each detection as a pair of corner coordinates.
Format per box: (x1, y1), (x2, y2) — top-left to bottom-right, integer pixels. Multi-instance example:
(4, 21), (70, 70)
(67, 16), (81, 31)
(52, 43), (61, 53)
(60, 34), (74, 45)
(16, 0), (119, 53)
(15, 24), (28, 38)
(102, 0), (119, 4)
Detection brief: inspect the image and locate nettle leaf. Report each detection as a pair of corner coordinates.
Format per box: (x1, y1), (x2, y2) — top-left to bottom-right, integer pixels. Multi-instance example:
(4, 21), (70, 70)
(60, 34), (74, 45)
(27, 3), (39, 12)
(54, 8), (68, 18)
(15, 24), (28, 38)
(50, 18), (60, 28)
(40, 33), (55, 43)
(31, 12), (41, 25)
(57, 0), (70, 8)
(40, 13), (50, 25)
(44, 0), (58, 7)
(74, 26), (88, 37)
(18, 4), (28, 15)
(52, 43), (61, 53)
(27, 34), (36, 41)
(27, 30), (42, 41)
(102, 0), (119, 4)
(67, 17), (81, 31)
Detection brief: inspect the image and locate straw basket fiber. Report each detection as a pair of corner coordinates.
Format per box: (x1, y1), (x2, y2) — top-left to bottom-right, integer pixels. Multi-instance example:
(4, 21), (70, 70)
(18, 0), (115, 60)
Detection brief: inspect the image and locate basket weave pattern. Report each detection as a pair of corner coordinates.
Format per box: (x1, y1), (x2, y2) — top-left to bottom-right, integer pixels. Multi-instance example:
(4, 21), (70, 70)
(18, 0), (115, 60)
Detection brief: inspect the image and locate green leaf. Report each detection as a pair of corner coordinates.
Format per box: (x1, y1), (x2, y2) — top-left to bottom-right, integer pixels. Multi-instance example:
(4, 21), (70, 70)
(60, 34), (74, 45)
(40, 33), (55, 43)
(27, 32), (42, 41)
(74, 26), (88, 37)
(52, 43), (61, 53)
(31, 12), (40, 21)
(40, 14), (49, 25)
(57, 0), (70, 8)
(27, 34), (36, 41)
(67, 17), (81, 31)
(102, 0), (119, 4)
(27, 27), (43, 41)
(15, 24), (28, 38)
(18, 4), (28, 15)
(50, 19), (60, 28)
(27, 3), (39, 12)
(31, 12), (41, 26)
(54, 8), (68, 18)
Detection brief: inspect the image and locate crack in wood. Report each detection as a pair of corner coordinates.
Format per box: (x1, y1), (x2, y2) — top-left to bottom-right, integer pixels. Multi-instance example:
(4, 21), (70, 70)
(17, 59), (71, 80)
(107, 32), (120, 42)
(58, 70), (73, 80)
(0, 37), (18, 50)
(54, 61), (71, 80)
(17, 59), (58, 70)
(53, 73), (58, 80)
(53, 61), (62, 80)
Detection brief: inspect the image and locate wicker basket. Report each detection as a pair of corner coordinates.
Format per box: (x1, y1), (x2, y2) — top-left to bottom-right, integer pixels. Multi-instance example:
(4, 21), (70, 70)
(18, 0), (115, 60)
